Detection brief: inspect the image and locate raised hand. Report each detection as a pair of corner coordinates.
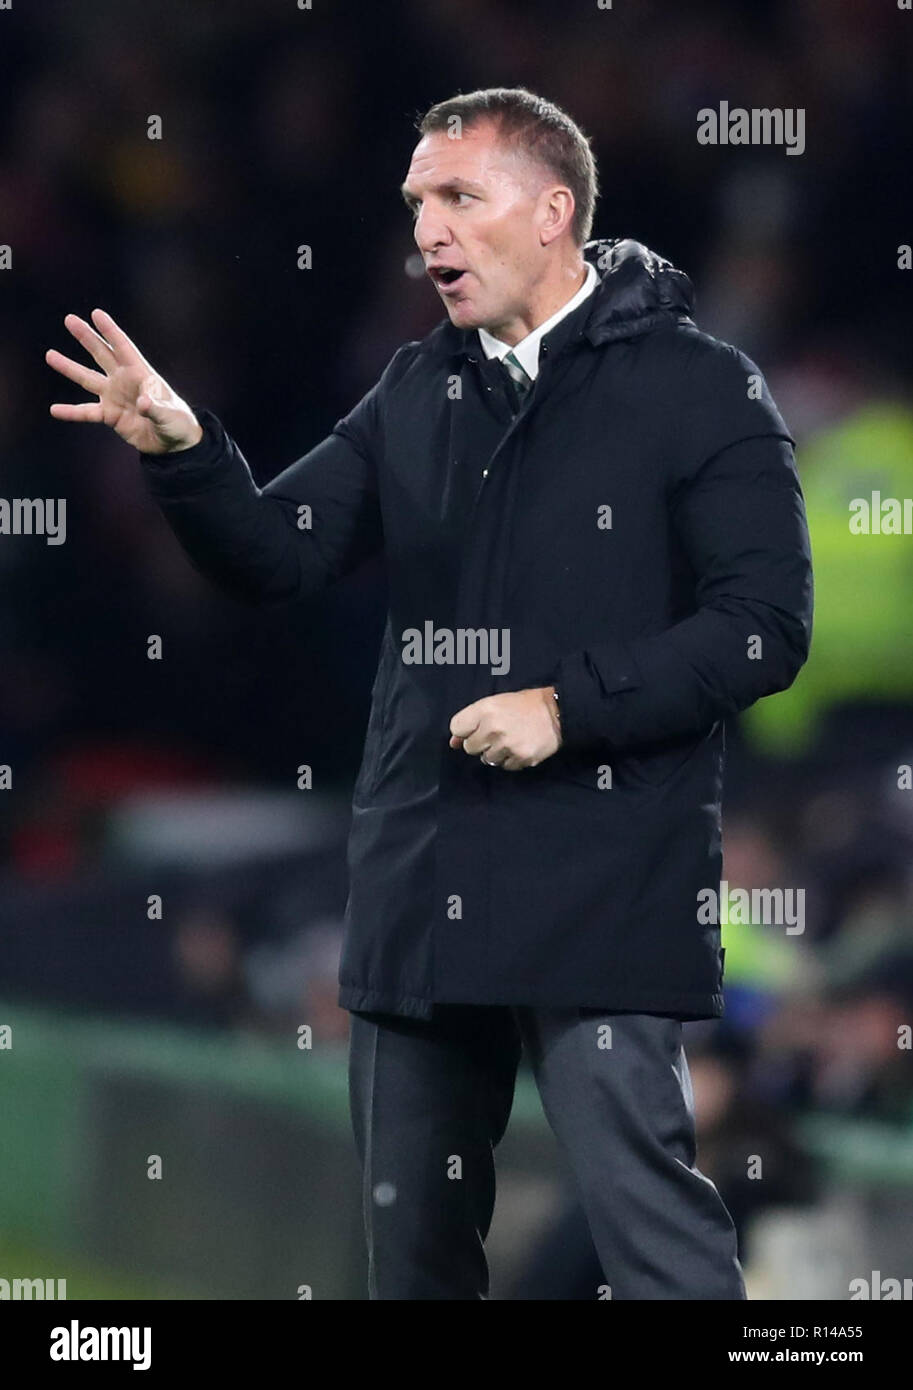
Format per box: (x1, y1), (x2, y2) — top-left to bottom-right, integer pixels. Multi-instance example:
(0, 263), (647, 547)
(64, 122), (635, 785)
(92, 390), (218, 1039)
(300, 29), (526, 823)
(46, 308), (203, 455)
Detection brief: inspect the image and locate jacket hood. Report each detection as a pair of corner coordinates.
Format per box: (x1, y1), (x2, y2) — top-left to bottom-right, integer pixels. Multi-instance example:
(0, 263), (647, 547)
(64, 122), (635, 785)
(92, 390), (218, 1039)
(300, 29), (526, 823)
(581, 237), (694, 344)
(425, 237), (695, 360)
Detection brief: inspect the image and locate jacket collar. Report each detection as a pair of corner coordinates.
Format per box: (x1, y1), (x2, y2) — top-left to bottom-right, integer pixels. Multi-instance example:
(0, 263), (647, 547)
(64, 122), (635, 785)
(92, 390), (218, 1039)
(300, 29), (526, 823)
(423, 237), (695, 363)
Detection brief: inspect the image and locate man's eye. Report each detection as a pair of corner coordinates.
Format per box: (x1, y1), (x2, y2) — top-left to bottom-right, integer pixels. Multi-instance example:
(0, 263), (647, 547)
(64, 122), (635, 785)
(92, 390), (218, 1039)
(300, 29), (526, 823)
(406, 192), (473, 218)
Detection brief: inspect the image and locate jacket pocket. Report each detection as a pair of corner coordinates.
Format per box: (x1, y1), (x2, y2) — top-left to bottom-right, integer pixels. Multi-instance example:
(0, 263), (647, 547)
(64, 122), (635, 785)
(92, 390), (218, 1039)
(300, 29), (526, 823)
(620, 727), (714, 788)
(549, 727), (712, 791)
(545, 745), (615, 791)
(353, 635), (398, 803)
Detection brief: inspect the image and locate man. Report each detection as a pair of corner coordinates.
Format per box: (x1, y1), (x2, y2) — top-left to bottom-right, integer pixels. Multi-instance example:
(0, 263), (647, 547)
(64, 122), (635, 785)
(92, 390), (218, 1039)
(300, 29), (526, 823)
(46, 87), (813, 1300)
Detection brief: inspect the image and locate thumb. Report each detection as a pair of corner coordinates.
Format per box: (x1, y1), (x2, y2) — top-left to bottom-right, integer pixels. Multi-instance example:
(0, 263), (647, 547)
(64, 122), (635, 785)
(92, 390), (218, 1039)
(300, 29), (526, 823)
(137, 391), (183, 440)
(136, 392), (164, 419)
(450, 701), (482, 739)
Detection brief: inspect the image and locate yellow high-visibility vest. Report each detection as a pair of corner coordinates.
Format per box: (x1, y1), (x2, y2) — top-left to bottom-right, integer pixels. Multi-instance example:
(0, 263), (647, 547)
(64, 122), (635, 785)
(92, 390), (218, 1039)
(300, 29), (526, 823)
(742, 401), (913, 753)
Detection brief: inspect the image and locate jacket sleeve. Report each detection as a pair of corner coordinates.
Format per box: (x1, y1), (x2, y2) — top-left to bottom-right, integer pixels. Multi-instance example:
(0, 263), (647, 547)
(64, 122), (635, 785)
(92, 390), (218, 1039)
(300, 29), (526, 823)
(554, 344), (814, 754)
(137, 358), (398, 606)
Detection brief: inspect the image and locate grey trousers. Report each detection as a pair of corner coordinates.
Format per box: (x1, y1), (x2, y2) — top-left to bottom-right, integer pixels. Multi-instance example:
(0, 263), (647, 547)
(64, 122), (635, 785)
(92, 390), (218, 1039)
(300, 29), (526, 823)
(348, 1004), (746, 1300)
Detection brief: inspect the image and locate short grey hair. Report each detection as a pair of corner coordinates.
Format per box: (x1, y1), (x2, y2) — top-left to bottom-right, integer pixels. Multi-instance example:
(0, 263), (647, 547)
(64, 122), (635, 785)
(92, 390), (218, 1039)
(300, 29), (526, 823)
(416, 87), (599, 246)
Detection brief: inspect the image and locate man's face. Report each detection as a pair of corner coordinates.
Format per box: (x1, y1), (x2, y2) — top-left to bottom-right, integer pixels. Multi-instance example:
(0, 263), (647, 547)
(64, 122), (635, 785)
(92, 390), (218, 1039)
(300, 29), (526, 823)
(401, 122), (548, 338)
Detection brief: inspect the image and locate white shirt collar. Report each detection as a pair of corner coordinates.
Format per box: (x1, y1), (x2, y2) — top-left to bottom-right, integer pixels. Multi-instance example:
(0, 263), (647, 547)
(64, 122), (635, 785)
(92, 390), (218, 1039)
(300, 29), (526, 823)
(477, 260), (598, 380)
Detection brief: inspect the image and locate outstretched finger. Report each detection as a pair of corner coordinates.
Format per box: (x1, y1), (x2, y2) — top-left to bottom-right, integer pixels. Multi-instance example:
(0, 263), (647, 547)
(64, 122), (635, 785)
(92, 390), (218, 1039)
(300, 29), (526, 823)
(49, 400), (105, 423)
(45, 347), (107, 395)
(90, 308), (151, 370)
(62, 314), (118, 372)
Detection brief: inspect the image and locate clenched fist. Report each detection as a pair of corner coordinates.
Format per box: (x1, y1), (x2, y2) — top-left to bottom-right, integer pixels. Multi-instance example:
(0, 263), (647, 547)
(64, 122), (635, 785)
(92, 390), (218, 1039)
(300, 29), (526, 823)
(449, 687), (562, 771)
(46, 308), (203, 455)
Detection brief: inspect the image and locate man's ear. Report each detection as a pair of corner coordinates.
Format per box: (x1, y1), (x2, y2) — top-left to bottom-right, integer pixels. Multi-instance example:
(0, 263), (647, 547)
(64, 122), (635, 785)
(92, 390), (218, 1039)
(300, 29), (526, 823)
(539, 186), (575, 247)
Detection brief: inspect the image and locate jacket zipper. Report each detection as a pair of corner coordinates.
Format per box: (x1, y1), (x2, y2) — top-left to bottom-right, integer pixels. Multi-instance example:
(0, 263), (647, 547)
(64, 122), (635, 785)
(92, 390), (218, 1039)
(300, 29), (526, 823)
(467, 342), (552, 511)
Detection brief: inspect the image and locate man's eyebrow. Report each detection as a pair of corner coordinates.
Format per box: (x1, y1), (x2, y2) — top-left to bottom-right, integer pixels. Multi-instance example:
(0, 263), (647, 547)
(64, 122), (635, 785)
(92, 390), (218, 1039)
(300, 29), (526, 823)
(399, 178), (486, 207)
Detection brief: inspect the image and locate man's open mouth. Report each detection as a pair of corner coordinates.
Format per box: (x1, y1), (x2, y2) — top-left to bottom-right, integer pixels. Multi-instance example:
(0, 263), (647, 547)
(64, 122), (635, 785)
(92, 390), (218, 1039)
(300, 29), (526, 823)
(430, 266), (468, 289)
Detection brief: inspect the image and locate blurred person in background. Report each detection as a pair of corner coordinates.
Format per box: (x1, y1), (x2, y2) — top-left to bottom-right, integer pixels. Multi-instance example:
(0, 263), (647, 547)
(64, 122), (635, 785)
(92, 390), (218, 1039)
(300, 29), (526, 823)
(741, 396), (913, 758)
(245, 917), (349, 1048)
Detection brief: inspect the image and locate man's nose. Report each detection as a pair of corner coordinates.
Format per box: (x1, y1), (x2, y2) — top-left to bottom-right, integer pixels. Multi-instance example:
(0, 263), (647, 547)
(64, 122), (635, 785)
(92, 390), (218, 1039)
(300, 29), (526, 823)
(414, 205), (452, 254)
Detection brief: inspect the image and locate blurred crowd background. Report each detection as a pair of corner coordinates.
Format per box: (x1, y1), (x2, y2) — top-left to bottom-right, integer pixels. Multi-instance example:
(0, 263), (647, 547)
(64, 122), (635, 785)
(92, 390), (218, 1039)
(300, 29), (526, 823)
(2, 0), (913, 1298)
